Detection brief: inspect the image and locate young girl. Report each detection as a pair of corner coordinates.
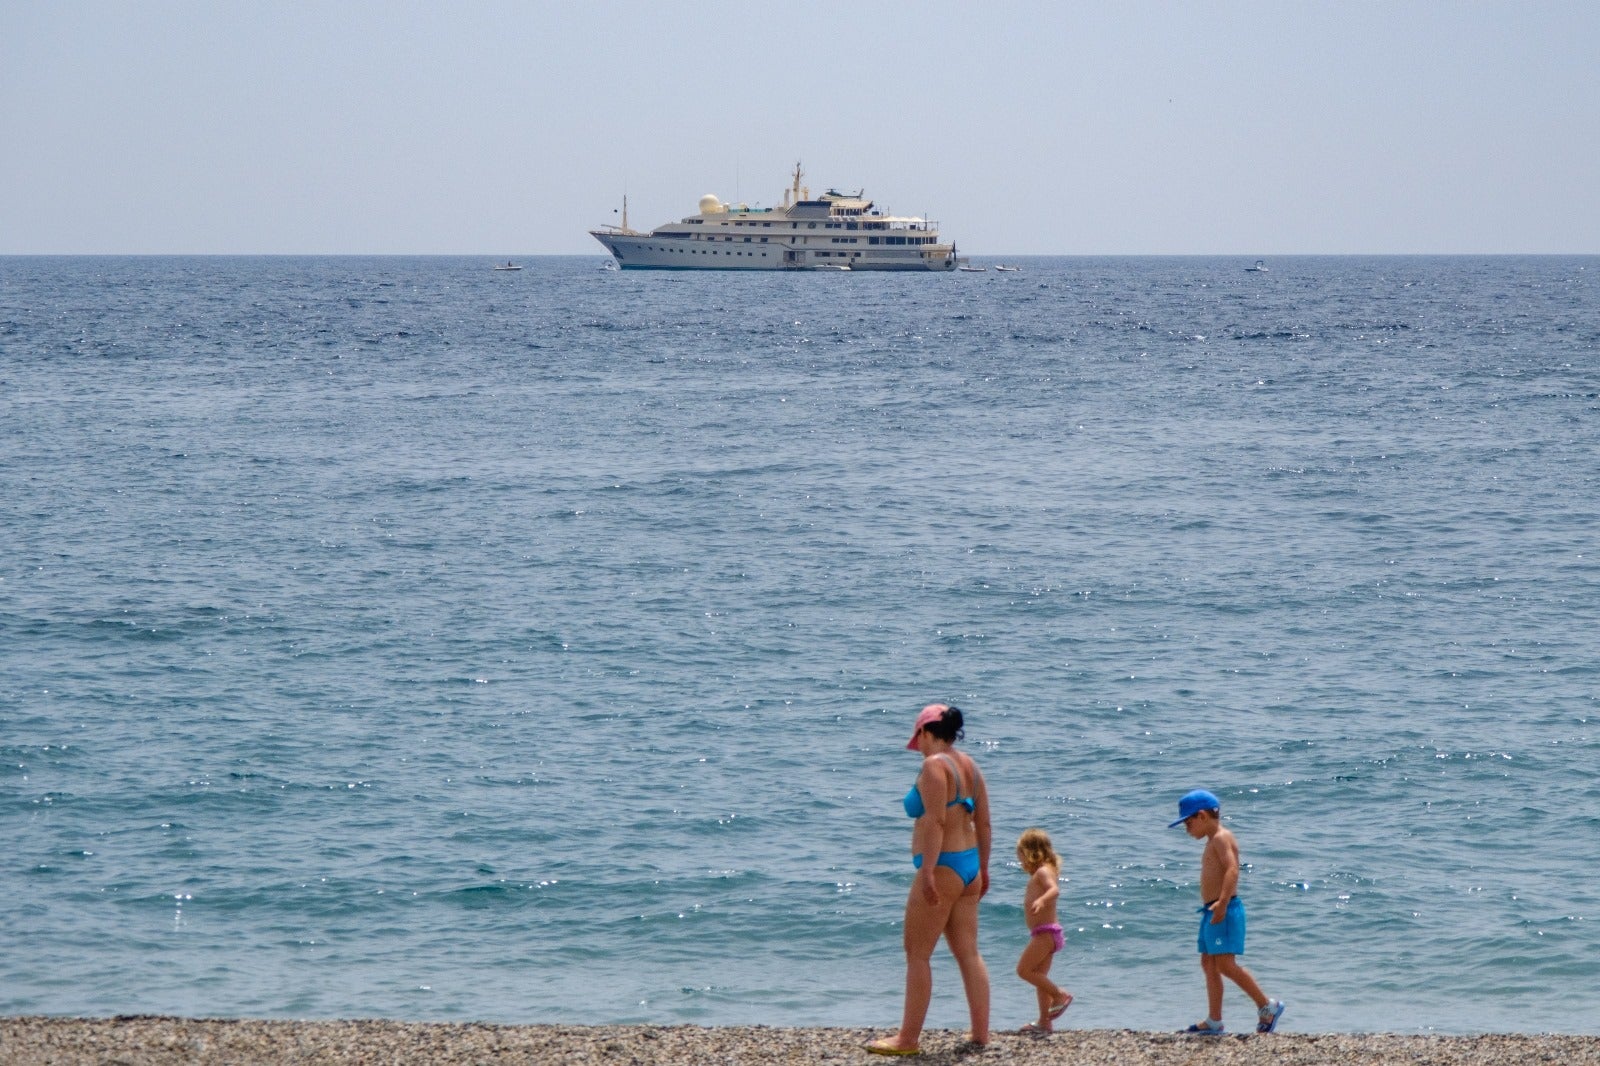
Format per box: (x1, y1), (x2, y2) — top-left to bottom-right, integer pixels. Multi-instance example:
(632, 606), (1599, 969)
(1015, 828), (1072, 1033)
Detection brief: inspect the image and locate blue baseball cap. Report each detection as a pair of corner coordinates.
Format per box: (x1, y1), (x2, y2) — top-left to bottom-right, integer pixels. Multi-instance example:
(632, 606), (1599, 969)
(1168, 789), (1220, 828)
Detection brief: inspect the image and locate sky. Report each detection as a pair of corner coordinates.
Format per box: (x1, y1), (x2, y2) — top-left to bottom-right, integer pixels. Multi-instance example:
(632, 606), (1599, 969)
(3, 1), (1598, 255)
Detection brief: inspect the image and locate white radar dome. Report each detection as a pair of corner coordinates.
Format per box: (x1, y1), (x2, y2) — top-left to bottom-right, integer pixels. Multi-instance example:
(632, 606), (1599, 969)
(698, 194), (725, 214)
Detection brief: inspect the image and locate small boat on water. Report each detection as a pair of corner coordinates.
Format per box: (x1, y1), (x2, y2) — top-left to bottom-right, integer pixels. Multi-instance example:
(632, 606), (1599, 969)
(493, 261), (523, 271)
(959, 265), (987, 272)
(1246, 259), (1268, 272)
(993, 264), (1021, 272)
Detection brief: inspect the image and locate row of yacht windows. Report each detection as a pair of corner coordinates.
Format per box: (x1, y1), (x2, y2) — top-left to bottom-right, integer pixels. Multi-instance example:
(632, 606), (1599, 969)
(664, 232), (933, 246)
(688, 219), (929, 232)
(619, 246), (883, 259)
(625, 247), (774, 257)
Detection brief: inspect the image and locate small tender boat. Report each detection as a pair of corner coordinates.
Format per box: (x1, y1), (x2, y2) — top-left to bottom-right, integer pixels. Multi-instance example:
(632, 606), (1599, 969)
(959, 265), (987, 272)
(993, 264), (1021, 272)
(493, 261), (523, 271)
(1246, 259), (1268, 272)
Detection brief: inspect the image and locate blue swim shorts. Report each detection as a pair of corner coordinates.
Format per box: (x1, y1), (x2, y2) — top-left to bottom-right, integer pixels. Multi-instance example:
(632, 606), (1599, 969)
(1197, 898), (1246, 955)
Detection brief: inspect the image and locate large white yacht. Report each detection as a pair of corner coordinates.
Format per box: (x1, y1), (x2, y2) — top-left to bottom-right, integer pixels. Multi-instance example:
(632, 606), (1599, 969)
(590, 165), (956, 271)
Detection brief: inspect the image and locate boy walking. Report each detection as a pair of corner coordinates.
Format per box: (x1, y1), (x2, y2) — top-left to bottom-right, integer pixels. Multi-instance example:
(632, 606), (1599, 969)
(1169, 789), (1286, 1035)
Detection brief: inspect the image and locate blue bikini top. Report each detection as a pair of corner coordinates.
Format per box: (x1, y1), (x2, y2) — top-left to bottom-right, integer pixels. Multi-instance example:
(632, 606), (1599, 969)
(903, 753), (977, 819)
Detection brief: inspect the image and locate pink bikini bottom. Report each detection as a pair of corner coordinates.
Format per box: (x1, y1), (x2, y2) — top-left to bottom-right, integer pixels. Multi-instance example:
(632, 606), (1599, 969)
(1031, 922), (1065, 954)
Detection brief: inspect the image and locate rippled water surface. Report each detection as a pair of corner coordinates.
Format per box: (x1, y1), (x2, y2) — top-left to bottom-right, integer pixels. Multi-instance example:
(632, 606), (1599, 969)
(2, 255), (1597, 1034)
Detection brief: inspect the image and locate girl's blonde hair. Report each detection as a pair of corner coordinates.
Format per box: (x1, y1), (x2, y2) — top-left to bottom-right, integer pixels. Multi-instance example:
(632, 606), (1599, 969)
(1016, 827), (1060, 873)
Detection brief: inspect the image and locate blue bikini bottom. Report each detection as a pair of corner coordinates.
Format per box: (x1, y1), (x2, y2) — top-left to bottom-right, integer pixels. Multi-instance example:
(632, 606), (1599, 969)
(912, 847), (981, 886)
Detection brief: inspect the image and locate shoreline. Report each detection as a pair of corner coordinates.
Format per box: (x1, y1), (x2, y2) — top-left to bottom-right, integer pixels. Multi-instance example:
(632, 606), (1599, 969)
(5, 1018), (1600, 1065)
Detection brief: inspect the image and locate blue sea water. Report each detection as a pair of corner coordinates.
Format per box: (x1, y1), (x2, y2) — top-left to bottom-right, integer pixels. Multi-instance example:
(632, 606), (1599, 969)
(2, 255), (1597, 1036)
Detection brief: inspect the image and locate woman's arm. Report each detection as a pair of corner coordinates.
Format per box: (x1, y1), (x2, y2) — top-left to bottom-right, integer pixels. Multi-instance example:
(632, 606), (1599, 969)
(971, 760), (992, 897)
(912, 760), (948, 904)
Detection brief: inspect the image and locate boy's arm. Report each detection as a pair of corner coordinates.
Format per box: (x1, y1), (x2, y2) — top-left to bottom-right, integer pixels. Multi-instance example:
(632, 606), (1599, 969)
(1209, 835), (1241, 923)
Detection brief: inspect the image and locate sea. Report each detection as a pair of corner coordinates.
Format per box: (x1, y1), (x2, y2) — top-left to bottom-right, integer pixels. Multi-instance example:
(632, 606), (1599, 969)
(2, 255), (1597, 1036)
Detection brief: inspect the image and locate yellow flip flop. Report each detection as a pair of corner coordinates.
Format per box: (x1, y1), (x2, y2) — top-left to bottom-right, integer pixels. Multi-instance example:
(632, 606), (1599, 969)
(864, 1039), (921, 1056)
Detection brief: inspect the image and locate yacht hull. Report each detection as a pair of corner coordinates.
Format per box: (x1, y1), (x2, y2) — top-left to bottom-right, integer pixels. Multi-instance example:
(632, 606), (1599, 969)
(592, 232), (954, 271)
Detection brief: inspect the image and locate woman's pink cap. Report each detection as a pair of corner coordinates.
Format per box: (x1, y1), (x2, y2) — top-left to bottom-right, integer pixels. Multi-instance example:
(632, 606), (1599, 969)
(907, 704), (947, 750)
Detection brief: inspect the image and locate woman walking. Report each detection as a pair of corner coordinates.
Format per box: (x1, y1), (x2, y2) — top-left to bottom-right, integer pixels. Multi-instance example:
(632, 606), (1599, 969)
(867, 704), (992, 1055)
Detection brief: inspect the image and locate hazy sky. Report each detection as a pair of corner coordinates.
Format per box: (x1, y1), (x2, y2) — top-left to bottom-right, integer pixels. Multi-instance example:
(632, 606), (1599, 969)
(4, 1), (1598, 255)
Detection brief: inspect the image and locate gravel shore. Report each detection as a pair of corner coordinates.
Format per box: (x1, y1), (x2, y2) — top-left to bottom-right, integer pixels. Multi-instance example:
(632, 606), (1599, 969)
(4, 1018), (1600, 1066)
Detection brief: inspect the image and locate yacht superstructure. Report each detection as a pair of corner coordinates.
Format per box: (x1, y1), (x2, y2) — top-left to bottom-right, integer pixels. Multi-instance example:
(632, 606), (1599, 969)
(590, 165), (956, 271)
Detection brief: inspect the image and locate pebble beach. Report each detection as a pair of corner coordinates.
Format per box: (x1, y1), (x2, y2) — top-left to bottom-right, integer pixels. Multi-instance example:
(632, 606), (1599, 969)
(4, 1018), (1599, 1066)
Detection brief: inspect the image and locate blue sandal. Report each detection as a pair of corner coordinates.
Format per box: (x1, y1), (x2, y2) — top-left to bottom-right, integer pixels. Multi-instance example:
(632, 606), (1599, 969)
(1257, 1000), (1286, 1033)
(1184, 1020), (1225, 1036)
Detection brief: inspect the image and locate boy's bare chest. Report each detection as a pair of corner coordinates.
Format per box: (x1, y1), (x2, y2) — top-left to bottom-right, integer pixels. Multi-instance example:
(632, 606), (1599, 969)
(1199, 842), (1230, 892)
